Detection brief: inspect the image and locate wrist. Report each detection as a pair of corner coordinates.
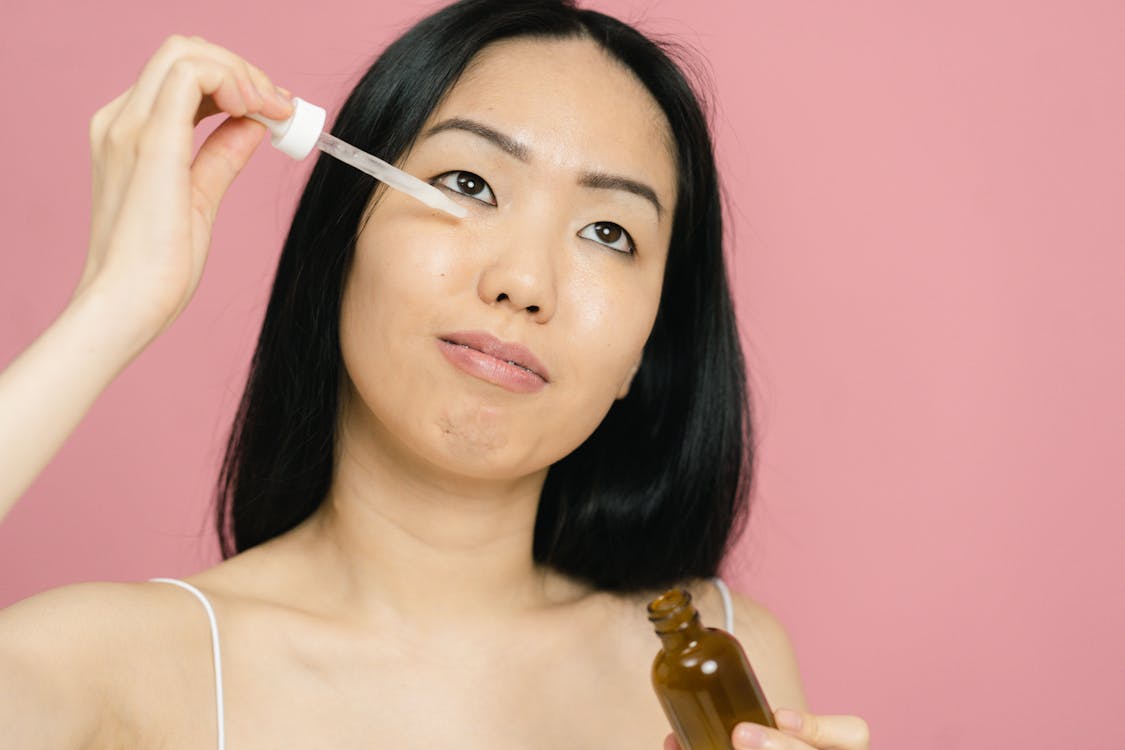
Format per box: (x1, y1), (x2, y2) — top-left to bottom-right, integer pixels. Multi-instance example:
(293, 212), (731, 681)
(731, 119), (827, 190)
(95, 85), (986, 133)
(65, 278), (165, 364)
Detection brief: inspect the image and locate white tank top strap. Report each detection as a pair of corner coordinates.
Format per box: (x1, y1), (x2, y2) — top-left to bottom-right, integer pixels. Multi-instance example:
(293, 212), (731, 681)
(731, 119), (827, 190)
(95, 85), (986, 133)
(710, 576), (735, 635)
(149, 578), (226, 750)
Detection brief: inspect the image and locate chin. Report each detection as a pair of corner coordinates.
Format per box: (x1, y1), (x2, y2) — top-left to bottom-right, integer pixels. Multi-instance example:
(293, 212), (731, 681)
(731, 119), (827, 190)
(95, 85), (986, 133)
(423, 400), (552, 478)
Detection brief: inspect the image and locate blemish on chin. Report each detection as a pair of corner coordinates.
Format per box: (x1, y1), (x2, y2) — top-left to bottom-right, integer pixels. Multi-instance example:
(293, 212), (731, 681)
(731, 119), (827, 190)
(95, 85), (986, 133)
(436, 409), (509, 459)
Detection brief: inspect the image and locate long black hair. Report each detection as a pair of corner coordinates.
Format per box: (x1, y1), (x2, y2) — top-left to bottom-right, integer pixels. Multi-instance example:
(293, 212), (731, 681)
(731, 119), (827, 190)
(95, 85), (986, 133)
(215, 0), (753, 593)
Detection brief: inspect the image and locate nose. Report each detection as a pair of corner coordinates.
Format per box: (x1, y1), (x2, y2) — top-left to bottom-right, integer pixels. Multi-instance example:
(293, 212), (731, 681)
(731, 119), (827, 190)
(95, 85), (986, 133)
(476, 222), (558, 322)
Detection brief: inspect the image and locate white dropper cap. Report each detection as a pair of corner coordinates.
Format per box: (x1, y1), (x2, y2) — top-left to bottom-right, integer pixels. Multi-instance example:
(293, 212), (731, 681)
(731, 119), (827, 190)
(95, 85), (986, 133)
(245, 96), (467, 219)
(246, 97), (326, 160)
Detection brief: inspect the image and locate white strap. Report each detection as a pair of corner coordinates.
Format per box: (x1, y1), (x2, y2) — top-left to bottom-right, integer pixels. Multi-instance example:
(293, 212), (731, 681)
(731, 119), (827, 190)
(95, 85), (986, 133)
(711, 576), (735, 635)
(150, 578), (225, 750)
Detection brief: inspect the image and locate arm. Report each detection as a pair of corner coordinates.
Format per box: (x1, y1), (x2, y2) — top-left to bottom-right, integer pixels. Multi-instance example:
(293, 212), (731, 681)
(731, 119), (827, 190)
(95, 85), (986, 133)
(0, 584), (125, 748)
(0, 34), (293, 523)
(0, 285), (151, 518)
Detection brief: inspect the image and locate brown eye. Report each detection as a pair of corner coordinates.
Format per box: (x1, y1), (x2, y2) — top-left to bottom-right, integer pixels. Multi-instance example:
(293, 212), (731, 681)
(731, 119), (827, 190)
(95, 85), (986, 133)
(456, 172), (483, 195)
(595, 223), (622, 243)
(579, 221), (636, 254)
(433, 170), (496, 205)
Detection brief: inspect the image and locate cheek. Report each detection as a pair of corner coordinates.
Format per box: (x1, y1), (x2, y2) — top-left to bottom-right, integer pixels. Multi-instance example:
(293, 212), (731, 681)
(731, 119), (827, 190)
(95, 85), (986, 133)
(563, 261), (663, 387)
(339, 217), (459, 403)
(359, 212), (464, 291)
(344, 205), (485, 350)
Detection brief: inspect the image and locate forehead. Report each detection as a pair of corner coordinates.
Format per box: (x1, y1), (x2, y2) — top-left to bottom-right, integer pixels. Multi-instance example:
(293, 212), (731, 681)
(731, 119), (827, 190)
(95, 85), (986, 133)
(424, 35), (678, 204)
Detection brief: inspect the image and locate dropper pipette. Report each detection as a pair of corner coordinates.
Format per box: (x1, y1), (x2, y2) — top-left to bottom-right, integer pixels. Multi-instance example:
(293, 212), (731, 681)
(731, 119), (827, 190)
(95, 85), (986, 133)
(245, 97), (467, 219)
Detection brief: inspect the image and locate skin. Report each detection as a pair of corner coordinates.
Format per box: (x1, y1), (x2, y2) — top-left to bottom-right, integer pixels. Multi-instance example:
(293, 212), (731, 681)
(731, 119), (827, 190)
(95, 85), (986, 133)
(0, 34), (868, 750)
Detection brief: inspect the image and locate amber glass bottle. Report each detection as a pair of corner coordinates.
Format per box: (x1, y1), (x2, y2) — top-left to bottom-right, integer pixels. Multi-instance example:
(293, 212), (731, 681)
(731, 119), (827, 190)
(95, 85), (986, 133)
(648, 589), (776, 750)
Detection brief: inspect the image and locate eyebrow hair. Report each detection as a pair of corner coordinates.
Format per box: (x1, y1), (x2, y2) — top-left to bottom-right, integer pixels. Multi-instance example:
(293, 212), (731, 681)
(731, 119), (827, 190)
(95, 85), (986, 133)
(426, 118), (531, 161)
(578, 172), (663, 218)
(423, 117), (664, 218)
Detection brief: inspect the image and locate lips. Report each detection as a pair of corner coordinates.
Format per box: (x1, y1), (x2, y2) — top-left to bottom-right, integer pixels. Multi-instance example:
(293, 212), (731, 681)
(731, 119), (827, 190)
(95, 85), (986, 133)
(438, 330), (550, 393)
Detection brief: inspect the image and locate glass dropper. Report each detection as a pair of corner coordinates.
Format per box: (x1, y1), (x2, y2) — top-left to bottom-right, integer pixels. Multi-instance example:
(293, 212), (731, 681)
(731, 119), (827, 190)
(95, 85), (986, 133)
(246, 97), (467, 219)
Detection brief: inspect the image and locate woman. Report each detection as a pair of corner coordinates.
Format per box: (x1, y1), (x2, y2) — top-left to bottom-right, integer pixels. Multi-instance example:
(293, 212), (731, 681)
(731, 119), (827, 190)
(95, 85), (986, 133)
(0, 1), (869, 747)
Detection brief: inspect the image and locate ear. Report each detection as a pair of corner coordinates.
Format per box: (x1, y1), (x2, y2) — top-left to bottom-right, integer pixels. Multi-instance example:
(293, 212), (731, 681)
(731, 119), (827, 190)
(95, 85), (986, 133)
(616, 359), (642, 400)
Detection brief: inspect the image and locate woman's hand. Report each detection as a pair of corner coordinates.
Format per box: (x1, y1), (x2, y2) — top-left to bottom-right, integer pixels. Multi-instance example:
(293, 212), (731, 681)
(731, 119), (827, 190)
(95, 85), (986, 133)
(662, 708), (870, 750)
(0, 35), (294, 516)
(80, 33), (294, 341)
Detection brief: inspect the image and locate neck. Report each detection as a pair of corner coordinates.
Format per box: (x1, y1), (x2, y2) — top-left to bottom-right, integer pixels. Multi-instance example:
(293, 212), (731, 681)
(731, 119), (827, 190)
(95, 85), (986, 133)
(294, 400), (587, 629)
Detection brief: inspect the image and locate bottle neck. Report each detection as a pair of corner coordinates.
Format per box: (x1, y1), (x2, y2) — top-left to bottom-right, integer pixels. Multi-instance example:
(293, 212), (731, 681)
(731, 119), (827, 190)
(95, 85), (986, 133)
(656, 613), (706, 651)
(648, 588), (707, 651)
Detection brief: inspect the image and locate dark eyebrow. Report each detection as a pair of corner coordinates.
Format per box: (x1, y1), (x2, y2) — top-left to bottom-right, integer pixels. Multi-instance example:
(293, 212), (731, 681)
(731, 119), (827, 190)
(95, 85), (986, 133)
(578, 172), (663, 218)
(423, 117), (664, 218)
(425, 118), (531, 162)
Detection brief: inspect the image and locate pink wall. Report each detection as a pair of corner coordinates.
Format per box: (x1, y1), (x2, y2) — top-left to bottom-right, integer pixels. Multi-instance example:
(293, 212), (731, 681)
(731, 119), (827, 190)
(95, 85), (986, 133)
(2, 1), (1122, 746)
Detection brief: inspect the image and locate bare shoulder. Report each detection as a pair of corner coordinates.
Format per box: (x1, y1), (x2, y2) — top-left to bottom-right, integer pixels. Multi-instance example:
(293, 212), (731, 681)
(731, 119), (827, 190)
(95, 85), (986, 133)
(0, 580), (218, 748)
(679, 579), (809, 712)
(726, 587), (809, 712)
(0, 578), (215, 653)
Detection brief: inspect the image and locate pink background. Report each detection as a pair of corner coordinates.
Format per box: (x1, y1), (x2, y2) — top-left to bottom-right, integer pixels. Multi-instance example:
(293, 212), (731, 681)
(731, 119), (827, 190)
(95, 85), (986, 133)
(2, 0), (1123, 746)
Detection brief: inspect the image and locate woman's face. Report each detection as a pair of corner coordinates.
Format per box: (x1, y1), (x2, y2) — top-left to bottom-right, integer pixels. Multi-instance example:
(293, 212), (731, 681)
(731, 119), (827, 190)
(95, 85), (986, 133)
(338, 36), (677, 482)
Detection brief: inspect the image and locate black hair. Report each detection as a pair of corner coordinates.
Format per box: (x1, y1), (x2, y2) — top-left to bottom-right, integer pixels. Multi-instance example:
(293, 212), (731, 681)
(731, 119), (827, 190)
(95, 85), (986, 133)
(215, 0), (753, 593)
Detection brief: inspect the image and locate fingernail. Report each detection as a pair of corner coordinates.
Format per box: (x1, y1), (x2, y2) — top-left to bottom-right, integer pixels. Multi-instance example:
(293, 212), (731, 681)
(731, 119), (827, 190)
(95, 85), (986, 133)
(775, 709), (803, 731)
(274, 86), (293, 105)
(734, 723), (771, 748)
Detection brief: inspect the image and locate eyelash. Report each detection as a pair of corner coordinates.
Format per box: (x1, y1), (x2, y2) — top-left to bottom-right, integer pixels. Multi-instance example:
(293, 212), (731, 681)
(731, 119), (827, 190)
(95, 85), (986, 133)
(431, 170), (637, 255)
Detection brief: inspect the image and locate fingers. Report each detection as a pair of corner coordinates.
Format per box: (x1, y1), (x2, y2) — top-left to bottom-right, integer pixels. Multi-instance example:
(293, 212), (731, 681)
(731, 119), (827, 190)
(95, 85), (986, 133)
(189, 115), (269, 230)
(730, 710), (870, 750)
(89, 87), (133, 153)
(663, 733), (681, 750)
(92, 35), (292, 177)
(89, 56), (251, 267)
(138, 55), (257, 165)
(86, 85), (136, 287)
(88, 36), (294, 260)
(732, 722), (808, 749)
(774, 709), (870, 750)
(114, 34), (289, 136)
(82, 34), (296, 305)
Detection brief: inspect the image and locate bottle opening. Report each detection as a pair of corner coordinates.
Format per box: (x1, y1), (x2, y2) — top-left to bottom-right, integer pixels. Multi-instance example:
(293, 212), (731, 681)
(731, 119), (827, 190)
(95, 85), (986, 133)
(647, 589), (698, 633)
(647, 588), (690, 617)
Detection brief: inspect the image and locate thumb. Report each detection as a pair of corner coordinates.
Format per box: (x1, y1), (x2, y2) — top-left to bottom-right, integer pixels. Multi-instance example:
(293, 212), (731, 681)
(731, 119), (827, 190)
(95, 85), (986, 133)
(774, 709), (870, 749)
(189, 115), (268, 225)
